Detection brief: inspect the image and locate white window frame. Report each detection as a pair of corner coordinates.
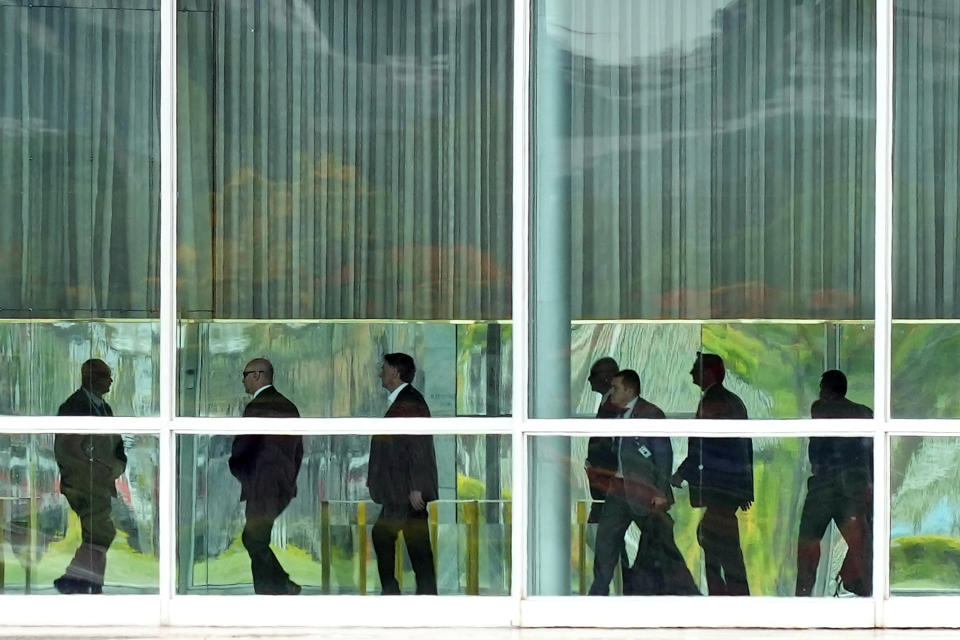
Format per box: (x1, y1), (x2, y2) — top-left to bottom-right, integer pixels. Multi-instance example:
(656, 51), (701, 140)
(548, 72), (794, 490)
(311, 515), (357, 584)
(5, 0), (960, 629)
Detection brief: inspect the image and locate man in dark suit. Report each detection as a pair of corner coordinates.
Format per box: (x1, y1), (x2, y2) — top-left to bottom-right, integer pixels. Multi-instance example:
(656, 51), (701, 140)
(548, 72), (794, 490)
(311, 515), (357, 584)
(589, 370), (695, 595)
(796, 369), (873, 597)
(229, 357), (303, 595)
(368, 352), (438, 595)
(54, 358), (126, 594)
(672, 352), (753, 596)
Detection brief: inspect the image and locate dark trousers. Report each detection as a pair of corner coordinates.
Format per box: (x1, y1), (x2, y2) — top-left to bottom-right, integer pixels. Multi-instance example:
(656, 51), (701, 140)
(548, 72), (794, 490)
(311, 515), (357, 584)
(698, 505), (749, 595)
(61, 487), (115, 587)
(589, 483), (688, 596)
(796, 474), (872, 596)
(242, 497), (294, 594)
(371, 503), (437, 595)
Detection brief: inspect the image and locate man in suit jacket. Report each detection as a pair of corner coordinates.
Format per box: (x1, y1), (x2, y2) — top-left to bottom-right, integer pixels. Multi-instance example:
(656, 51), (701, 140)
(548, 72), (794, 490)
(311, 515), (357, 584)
(589, 370), (696, 595)
(368, 352), (438, 595)
(796, 369), (873, 597)
(585, 357), (622, 522)
(672, 352), (753, 596)
(54, 358), (126, 594)
(229, 358), (303, 595)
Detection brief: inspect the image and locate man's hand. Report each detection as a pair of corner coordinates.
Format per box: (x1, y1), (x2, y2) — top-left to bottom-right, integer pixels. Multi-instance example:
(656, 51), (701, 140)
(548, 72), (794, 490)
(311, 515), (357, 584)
(409, 490), (426, 511)
(670, 472), (684, 488)
(650, 495), (668, 510)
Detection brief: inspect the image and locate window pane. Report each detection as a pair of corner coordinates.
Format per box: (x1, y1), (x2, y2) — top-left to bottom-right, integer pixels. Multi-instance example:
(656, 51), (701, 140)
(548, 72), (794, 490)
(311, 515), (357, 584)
(177, 433), (511, 595)
(529, 435), (873, 597)
(0, 2), (160, 415)
(0, 433), (159, 594)
(531, 0), (876, 417)
(176, 0), (513, 416)
(892, 0), (960, 417)
(891, 436), (960, 595)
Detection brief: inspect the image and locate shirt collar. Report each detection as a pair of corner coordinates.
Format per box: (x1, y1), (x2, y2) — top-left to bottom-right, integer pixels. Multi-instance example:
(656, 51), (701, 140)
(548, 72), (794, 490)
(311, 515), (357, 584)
(620, 395), (639, 417)
(252, 384), (273, 399)
(82, 387), (105, 408)
(387, 382), (409, 405)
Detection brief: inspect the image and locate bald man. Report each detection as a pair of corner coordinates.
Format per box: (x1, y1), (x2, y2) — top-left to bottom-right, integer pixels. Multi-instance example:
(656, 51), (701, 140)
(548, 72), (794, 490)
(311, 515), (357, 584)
(54, 358), (127, 594)
(229, 358), (303, 595)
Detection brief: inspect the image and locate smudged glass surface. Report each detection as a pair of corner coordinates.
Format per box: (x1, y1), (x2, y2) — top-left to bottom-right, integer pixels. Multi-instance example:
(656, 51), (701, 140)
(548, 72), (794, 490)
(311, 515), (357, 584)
(528, 435), (873, 597)
(177, 434), (511, 595)
(0, 4), (161, 414)
(0, 434), (159, 594)
(178, 320), (511, 417)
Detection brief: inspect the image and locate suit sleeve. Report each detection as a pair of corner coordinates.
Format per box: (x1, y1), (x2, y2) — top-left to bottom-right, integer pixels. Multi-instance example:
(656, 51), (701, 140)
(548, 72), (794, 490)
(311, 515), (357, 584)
(406, 435), (438, 503)
(651, 438), (674, 500)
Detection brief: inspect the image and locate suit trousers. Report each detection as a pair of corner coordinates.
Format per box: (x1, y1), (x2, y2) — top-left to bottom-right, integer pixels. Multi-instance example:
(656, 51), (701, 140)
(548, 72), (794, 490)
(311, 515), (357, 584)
(697, 505), (749, 595)
(242, 496), (294, 594)
(61, 487), (115, 588)
(589, 482), (687, 596)
(372, 503), (437, 595)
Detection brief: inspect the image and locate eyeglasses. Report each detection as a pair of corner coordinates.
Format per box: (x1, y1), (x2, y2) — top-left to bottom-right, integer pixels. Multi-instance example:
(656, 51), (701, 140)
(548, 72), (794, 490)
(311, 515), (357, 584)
(242, 370), (265, 379)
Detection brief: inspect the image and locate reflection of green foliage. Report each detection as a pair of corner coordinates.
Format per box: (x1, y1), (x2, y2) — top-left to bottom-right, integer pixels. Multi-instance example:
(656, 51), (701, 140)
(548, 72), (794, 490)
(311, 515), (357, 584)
(891, 536), (960, 589)
(892, 324), (960, 418)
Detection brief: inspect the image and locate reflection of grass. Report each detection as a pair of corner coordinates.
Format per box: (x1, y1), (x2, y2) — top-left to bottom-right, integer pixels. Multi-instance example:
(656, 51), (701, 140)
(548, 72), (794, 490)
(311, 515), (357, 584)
(1, 510), (158, 592)
(891, 535), (960, 589)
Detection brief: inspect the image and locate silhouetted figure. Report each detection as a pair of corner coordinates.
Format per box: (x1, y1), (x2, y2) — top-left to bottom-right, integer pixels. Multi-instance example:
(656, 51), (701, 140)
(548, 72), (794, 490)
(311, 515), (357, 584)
(589, 370), (697, 596)
(583, 357), (636, 589)
(672, 352), (753, 596)
(368, 353), (438, 595)
(796, 369), (873, 597)
(229, 358), (303, 595)
(54, 359), (126, 594)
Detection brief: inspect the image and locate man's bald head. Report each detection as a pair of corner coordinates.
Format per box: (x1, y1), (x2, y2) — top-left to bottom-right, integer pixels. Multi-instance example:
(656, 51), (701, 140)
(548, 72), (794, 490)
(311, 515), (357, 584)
(242, 357), (274, 394)
(80, 358), (112, 397)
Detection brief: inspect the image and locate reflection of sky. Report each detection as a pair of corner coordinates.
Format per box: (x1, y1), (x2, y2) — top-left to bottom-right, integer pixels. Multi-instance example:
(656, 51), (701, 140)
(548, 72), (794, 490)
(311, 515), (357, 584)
(545, 0), (732, 63)
(892, 496), (958, 539)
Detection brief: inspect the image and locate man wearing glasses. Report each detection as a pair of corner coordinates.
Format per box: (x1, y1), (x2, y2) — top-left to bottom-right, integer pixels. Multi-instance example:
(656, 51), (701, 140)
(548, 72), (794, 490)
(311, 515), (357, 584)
(229, 358), (303, 595)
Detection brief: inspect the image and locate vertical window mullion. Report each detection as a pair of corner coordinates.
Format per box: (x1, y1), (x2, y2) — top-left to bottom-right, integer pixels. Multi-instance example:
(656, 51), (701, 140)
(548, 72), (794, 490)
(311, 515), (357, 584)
(874, 0), (895, 624)
(158, 0), (178, 623)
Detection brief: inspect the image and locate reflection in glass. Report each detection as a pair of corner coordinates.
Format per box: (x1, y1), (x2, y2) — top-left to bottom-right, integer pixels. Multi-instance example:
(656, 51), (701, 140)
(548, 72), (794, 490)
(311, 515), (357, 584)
(532, 0), (876, 417)
(178, 434), (511, 595)
(0, 4), (161, 415)
(892, 0), (960, 417)
(570, 321), (874, 420)
(178, 320), (511, 417)
(0, 434), (159, 594)
(529, 436), (873, 597)
(891, 436), (960, 596)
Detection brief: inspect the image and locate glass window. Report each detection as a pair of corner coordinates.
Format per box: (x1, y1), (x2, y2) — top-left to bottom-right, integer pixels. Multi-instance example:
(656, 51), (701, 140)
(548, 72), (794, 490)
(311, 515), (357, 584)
(0, 2), (161, 415)
(176, 0), (513, 417)
(531, 0), (877, 418)
(892, 0), (960, 417)
(529, 435), (874, 598)
(177, 433), (511, 596)
(0, 433), (159, 594)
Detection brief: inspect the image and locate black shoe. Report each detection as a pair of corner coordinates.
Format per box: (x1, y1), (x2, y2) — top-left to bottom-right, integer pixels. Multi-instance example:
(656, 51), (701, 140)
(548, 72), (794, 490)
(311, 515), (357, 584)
(54, 575), (91, 594)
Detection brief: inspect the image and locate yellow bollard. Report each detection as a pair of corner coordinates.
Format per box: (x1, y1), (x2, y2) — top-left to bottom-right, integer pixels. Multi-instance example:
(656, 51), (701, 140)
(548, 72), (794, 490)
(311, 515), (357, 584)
(395, 534), (404, 591)
(320, 501), (330, 594)
(576, 500), (587, 595)
(428, 502), (438, 576)
(357, 502), (367, 595)
(465, 500), (479, 595)
(503, 501), (512, 593)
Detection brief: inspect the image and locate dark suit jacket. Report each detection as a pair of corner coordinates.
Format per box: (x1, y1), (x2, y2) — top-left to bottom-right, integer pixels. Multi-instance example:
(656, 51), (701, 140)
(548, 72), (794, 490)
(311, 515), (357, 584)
(585, 396), (623, 519)
(809, 396), (873, 480)
(617, 398), (672, 510)
(229, 386), (303, 504)
(55, 389), (126, 497)
(676, 384), (753, 509)
(368, 384), (438, 507)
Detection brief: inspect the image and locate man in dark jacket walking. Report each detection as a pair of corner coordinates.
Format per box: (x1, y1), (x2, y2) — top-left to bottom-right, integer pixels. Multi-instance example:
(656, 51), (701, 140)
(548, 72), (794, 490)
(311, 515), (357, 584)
(588, 370), (696, 596)
(54, 358), (126, 594)
(368, 353), (438, 595)
(229, 357), (302, 595)
(796, 369), (873, 597)
(672, 352), (753, 595)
